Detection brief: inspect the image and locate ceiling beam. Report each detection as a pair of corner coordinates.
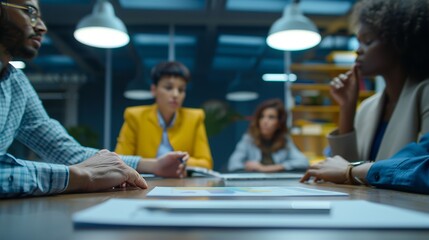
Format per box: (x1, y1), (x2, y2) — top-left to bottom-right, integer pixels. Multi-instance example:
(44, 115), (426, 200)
(194, 0), (226, 77)
(323, 15), (351, 35)
(48, 31), (101, 76)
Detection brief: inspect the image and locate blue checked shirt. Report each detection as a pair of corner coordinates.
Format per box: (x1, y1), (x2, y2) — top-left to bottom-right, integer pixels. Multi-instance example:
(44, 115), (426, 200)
(0, 66), (140, 198)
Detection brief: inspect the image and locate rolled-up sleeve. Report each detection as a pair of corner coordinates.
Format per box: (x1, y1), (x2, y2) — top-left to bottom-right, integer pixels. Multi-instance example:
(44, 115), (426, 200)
(120, 155), (140, 169)
(0, 154), (69, 198)
(367, 156), (429, 194)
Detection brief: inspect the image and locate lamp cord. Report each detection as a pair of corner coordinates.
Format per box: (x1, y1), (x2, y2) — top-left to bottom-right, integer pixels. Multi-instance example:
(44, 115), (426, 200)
(168, 25), (175, 61)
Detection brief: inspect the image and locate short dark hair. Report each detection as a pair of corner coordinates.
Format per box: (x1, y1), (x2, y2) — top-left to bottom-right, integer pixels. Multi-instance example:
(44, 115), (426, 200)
(248, 99), (288, 152)
(150, 61), (191, 85)
(351, 0), (429, 80)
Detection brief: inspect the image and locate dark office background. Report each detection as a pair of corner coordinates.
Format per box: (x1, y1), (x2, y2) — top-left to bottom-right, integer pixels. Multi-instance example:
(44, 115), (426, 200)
(9, 0), (358, 171)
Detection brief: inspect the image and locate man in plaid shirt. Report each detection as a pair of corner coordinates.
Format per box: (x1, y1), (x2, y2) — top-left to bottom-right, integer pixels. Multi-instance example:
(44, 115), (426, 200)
(0, 0), (188, 198)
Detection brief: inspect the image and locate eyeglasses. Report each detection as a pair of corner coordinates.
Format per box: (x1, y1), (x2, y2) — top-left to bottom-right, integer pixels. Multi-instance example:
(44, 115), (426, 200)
(0, 2), (40, 27)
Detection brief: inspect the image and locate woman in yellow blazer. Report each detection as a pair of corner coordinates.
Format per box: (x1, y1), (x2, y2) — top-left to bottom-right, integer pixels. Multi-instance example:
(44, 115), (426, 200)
(115, 61), (213, 169)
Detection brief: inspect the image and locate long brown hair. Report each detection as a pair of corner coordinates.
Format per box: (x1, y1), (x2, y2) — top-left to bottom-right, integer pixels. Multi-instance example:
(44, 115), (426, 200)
(248, 99), (288, 151)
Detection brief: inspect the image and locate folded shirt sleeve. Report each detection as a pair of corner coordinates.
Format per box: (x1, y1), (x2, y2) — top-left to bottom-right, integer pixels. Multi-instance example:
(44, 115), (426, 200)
(367, 156), (429, 194)
(0, 154), (69, 198)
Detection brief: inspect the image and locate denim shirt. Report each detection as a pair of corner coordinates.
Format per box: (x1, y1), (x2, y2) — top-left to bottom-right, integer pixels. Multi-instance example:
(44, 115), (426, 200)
(367, 133), (429, 194)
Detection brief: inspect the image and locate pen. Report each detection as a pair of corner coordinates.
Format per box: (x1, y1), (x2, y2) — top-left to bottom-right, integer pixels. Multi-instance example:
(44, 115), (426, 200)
(178, 157), (187, 178)
(178, 157), (185, 164)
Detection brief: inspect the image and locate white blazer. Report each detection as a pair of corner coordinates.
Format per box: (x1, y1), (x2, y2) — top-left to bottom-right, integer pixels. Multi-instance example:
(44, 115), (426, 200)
(328, 78), (429, 161)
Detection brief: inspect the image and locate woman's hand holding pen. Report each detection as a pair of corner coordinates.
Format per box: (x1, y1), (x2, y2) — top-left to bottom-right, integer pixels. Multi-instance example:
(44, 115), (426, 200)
(153, 151), (189, 178)
(178, 153), (188, 178)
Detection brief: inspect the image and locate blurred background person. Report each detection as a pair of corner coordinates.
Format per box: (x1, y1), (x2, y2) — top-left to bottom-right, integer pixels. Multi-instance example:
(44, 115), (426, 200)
(228, 99), (308, 172)
(115, 61), (213, 169)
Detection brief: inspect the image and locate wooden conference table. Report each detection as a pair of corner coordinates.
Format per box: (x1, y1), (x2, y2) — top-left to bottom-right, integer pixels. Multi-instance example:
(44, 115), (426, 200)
(1, 177), (429, 240)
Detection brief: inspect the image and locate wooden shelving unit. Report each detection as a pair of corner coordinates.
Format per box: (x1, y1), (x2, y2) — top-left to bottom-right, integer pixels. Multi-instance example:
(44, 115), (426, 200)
(290, 63), (352, 80)
(292, 106), (340, 113)
(288, 65), (374, 163)
(291, 63), (352, 73)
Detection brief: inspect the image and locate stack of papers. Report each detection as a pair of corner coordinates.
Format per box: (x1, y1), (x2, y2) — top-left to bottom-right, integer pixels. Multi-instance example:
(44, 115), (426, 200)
(73, 199), (429, 229)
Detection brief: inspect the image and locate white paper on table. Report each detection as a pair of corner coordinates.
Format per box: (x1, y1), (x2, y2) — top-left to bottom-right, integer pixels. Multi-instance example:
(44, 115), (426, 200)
(73, 199), (429, 229)
(146, 186), (348, 197)
(186, 167), (304, 180)
(221, 172), (304, 180)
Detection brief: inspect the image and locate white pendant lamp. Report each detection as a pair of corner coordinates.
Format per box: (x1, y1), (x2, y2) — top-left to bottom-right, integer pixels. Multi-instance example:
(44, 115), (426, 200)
(124, 87), (153, 100)
(266, 0), (321, 51)
(73, 0), (130, 149)
(226, 73), (259, 102)
(124, 73), (154, 100)
(74, 0), (129, 48)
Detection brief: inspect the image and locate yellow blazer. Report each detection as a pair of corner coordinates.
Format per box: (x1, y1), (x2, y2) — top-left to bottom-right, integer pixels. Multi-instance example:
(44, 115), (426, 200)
(115, 104), (213, 169)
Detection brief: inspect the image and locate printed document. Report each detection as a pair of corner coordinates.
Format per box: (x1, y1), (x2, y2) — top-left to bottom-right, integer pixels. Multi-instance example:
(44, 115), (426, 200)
(146, 186), (348, 197)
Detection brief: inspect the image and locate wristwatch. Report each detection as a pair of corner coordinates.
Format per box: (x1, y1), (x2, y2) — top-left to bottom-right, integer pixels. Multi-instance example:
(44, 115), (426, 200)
(349, 161), (367, 166)
(349, 161), (368, 185)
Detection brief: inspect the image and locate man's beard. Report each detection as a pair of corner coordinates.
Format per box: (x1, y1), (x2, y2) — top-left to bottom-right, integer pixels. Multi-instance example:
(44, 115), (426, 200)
(0, 18), (38, 59)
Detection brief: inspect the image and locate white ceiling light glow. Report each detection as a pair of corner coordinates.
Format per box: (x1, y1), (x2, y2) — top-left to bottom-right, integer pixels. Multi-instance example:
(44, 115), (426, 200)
(262, 73), (297, 82)
(74, 0), (129, 48)
(267, 0), (321, 51)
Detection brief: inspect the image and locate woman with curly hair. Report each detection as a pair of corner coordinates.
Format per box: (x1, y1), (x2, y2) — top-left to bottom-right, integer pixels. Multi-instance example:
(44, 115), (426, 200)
(301, 0), (429, 192)
(228, 99), (308, 172)
(327, 0), (429, 162)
